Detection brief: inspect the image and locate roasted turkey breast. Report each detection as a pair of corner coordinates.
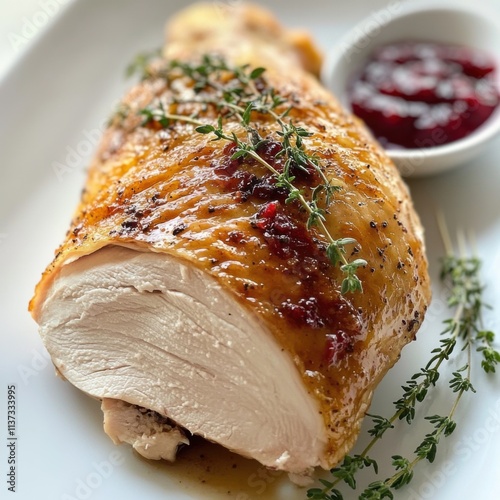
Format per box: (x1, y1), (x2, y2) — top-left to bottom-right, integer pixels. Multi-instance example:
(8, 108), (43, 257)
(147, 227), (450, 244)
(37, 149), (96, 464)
(30, 2), (431, 479)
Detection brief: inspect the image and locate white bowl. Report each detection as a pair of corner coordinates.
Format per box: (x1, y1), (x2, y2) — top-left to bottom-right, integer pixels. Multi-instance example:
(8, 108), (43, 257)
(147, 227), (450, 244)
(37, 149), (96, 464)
(321, 2), (500, 177)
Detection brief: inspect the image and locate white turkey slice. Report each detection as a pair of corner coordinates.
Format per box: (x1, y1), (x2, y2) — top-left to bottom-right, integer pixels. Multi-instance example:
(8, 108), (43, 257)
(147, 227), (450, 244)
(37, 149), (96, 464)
(38, 245), (327, 473)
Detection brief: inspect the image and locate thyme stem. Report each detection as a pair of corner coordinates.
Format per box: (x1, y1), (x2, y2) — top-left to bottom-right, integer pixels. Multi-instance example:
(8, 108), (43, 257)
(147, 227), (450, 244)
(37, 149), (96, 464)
(137, 55), (367, 293)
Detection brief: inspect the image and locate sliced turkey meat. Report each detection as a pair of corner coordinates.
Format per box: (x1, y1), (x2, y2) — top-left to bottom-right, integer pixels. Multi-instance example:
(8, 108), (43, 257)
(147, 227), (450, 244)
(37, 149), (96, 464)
(38, 246), (326, 472)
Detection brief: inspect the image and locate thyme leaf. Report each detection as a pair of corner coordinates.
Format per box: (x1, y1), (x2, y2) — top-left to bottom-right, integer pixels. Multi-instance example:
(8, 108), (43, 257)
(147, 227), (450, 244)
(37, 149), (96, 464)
(126, 48), (162, 80)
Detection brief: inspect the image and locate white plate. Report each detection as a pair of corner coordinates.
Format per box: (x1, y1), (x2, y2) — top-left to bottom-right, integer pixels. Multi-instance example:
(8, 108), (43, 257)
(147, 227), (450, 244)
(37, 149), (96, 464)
(1, 1), (499, 499)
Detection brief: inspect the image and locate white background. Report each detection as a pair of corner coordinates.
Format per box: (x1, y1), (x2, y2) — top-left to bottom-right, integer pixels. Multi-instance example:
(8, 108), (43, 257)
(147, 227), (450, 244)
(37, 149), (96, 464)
(0, 1), (499, 500)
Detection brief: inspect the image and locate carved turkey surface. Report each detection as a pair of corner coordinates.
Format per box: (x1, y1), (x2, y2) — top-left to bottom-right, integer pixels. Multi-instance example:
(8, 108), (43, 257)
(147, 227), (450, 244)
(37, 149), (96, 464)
(30, 2), (431, 480)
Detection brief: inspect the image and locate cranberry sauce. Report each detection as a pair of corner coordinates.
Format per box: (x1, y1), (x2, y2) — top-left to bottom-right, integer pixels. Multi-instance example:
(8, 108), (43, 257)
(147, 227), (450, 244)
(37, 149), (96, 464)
(348, 41), (500, 149)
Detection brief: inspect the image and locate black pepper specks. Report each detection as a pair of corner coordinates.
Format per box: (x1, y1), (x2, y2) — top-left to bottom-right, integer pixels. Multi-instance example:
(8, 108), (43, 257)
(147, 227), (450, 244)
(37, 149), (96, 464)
(408, 319), (419, 332)
(121, 220), (138, 230)
(172, 223), (187, 236)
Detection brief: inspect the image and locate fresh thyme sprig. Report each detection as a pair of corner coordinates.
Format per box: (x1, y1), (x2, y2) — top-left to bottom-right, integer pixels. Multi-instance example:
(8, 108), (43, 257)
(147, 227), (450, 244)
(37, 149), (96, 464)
(438, 215), (500, 374)
(126, 48), (162, 80)
(307, 217), (499, 499)
(136, 54), (366, 293)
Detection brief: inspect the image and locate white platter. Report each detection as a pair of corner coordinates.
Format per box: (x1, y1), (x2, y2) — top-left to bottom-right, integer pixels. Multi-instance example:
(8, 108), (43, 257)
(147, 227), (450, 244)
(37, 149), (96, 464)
(0, 1), (499, 499)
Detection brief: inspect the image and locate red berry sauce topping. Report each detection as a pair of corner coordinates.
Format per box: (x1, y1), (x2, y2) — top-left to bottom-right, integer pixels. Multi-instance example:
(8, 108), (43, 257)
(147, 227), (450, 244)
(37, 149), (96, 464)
(281, 296), (361, 366)
(349, 41), (500, 149)
(215, 144), (363, 368)
(252, 201), (315, 260)
(325, 331), (355, 367)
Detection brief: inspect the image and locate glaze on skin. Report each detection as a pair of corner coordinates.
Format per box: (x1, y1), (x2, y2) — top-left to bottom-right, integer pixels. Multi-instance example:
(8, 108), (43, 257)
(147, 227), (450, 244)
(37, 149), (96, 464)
(30, 3), (431, 471)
